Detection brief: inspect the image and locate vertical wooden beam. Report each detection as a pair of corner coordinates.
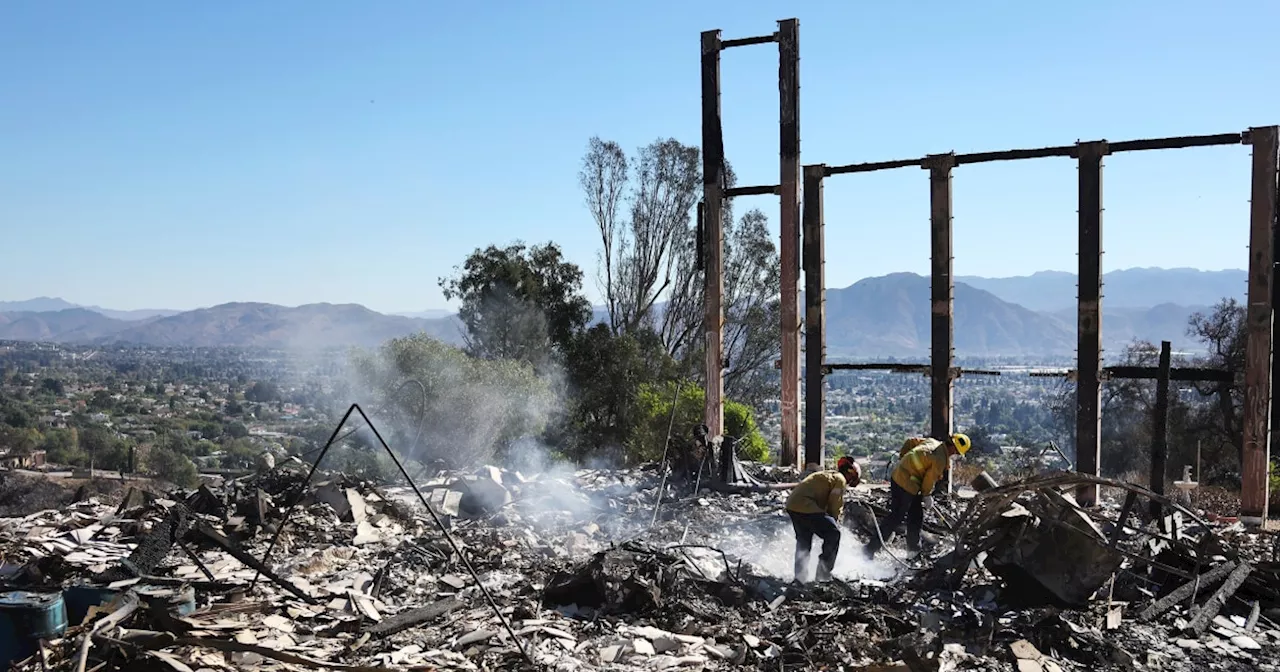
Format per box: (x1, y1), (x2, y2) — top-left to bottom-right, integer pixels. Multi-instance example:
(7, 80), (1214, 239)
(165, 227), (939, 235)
(802, 164), (826, 467)
(1075, 140), (1109, 507)
(925, 153), (956, 444)
(1242, 125), (1278, 524)
(777, 18), (801, 466)
(1150, 340), (1172, 519)
(701, 30), (726, 439)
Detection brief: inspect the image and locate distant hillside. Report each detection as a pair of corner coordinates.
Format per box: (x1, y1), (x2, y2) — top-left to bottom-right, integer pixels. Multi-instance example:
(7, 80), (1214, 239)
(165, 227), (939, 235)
(0, 309), (132, 343)
(0, 303), (464, 350)
(0, 266), (1242, 355)
(0, 298), (82, 313)
(957, 268), (1246, 312)
(823, 273), (1076, 357)
(1044, 303), (1208, 350)
(0, 297), (179, 321)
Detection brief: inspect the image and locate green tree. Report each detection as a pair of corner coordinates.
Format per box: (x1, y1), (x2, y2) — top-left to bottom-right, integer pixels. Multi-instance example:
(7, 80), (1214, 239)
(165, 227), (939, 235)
(0, 425), (41, 455)
(226, 421), (249, 439)
(41, 428), (85, 465)
(351, 334), (555, 468)
(147, 447), (199, 488)
(222, 438), (260, 470)
(78, 426), (132, 471)
(40, 378), (64, 396)
(1186, 298), (1245, 469)
(439, 242), (591, 369)
(629, 382), (769, 464)
(580, 138), (781, 403)
(89, 390), (115, 412)
(245, 381), (280, 403)
(4, 407), (30, 428)
(552, 324), (679, 460)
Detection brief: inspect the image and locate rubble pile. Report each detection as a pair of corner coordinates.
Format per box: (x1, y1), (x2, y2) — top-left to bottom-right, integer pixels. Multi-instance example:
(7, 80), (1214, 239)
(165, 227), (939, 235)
(0, 461), (1277, 671)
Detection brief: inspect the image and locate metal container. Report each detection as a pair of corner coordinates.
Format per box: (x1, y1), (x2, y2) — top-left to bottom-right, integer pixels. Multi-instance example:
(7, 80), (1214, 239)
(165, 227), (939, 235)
(135, 584), (196, 616)
(0, 591), (68, 666)
(62, 585), (120, 626)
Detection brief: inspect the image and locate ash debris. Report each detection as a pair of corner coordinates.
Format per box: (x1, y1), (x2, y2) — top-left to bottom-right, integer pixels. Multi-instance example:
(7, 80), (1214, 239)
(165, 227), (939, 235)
(0, 456), (1277, 672)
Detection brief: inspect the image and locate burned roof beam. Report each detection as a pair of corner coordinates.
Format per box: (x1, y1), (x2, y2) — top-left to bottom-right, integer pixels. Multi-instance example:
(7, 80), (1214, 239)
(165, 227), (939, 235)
(725, 184), (781, 197)
(720, 34), (777, 49)
(1106, 366), (1231, 382)
(822, 362), (1000, 376)
(823, 131), (1249, 176)
(1022, 367), (1231, 382)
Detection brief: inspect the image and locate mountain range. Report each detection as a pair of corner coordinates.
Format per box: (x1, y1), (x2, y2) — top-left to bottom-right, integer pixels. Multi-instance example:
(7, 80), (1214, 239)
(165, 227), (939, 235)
(0, 268), (1246, 356)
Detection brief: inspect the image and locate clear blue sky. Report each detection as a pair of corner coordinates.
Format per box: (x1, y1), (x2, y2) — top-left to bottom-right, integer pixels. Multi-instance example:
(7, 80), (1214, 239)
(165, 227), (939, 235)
(2, 1), (1277, 313)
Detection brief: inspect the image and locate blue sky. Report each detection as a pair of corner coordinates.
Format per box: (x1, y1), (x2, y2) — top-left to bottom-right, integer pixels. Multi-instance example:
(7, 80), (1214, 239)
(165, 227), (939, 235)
(2, 1), (1277, 313)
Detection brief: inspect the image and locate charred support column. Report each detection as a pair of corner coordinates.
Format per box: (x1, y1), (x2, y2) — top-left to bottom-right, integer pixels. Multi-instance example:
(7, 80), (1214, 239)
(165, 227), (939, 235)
(777, 18), (801, 466)
(802, 164), (826, 467)
(1074, 140), (1109, 507)
(925, 153), (956, 443)
(701, 30), (726, 438)
(1272, 130), (1280, 513)
(1242, 125), (1279, 524)
(1150, 340), (1172, 519)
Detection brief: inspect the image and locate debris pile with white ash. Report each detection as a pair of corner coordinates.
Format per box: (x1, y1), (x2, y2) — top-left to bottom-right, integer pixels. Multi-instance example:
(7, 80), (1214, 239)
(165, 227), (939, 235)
(0, 460), (1276, 671)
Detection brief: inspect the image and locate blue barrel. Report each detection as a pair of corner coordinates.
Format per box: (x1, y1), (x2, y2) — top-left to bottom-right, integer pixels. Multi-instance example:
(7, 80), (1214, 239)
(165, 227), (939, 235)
(62, 585), (120, 627)
(0, 591), (67, 666)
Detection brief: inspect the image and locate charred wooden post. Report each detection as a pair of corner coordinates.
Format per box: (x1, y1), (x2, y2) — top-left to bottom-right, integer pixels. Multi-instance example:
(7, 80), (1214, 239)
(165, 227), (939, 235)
(778, 18), (801, 466)
(1074, 140), (1109, 507)
(701, 30), (726, 438)
(925, 153), (956, 444)
(1241, 125), (1279, 524)
(1273, 128), (1280, 498)
(802, 164), (826, 467)
(1150, 340), (1172, 519)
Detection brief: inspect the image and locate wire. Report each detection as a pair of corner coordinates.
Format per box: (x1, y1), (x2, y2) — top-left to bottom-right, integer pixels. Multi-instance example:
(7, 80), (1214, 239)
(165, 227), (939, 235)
(255, 404), (533, 666)
(648, 382), (684, 531)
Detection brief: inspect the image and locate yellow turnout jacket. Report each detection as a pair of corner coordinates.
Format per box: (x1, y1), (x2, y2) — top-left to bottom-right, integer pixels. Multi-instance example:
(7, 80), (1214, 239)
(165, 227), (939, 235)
(785, 471), (846, 520)
(892, 437), (949, 496)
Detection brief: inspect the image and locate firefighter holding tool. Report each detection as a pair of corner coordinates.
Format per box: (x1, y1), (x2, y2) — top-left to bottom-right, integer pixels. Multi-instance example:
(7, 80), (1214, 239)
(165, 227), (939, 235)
(864, 433), (970, 558)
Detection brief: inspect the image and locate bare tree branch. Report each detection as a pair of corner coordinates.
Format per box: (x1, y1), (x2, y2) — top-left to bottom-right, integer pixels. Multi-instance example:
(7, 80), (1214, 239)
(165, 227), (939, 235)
(579, 138), (628, 332)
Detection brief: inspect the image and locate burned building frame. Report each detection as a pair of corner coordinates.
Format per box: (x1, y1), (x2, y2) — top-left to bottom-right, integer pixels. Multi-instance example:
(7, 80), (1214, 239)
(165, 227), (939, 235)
(700, 19), (1280, 523)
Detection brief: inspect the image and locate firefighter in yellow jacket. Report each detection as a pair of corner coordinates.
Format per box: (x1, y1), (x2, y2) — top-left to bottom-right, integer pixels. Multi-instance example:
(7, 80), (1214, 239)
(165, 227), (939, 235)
(784, 457), (861, 583)
(864, 433), (970, 557)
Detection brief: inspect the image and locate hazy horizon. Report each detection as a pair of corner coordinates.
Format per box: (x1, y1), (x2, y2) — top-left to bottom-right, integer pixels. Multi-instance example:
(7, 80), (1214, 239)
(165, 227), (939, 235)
(0, 265), (1249, 315)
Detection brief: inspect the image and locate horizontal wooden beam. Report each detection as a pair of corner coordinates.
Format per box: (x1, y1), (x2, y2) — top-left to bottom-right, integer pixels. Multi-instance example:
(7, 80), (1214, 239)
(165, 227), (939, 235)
(1025, 367), (1232, 382)
(822, 131), (1248, 177)
(822, 363), (1000, 376)
(721, 34), (777, 48)
(725, 184), (780, 197)
(1106, 366), (1232, 382)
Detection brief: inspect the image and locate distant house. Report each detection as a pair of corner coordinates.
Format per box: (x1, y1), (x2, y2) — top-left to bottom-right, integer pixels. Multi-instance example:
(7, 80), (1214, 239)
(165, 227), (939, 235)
(0, 451), (46, 469)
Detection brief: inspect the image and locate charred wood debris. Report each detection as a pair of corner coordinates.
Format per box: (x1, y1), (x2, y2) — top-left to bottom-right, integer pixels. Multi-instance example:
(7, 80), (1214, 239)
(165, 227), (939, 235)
(0, 439), (1278, 672)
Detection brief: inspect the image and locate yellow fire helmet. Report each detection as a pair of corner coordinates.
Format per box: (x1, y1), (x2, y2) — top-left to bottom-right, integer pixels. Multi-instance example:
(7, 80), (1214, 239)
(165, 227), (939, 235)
(950, 433), (972, 455)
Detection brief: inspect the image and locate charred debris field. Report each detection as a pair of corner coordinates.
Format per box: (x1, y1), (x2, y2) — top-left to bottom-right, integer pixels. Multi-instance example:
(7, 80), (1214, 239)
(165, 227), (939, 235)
(0, 459), (1277, 672)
